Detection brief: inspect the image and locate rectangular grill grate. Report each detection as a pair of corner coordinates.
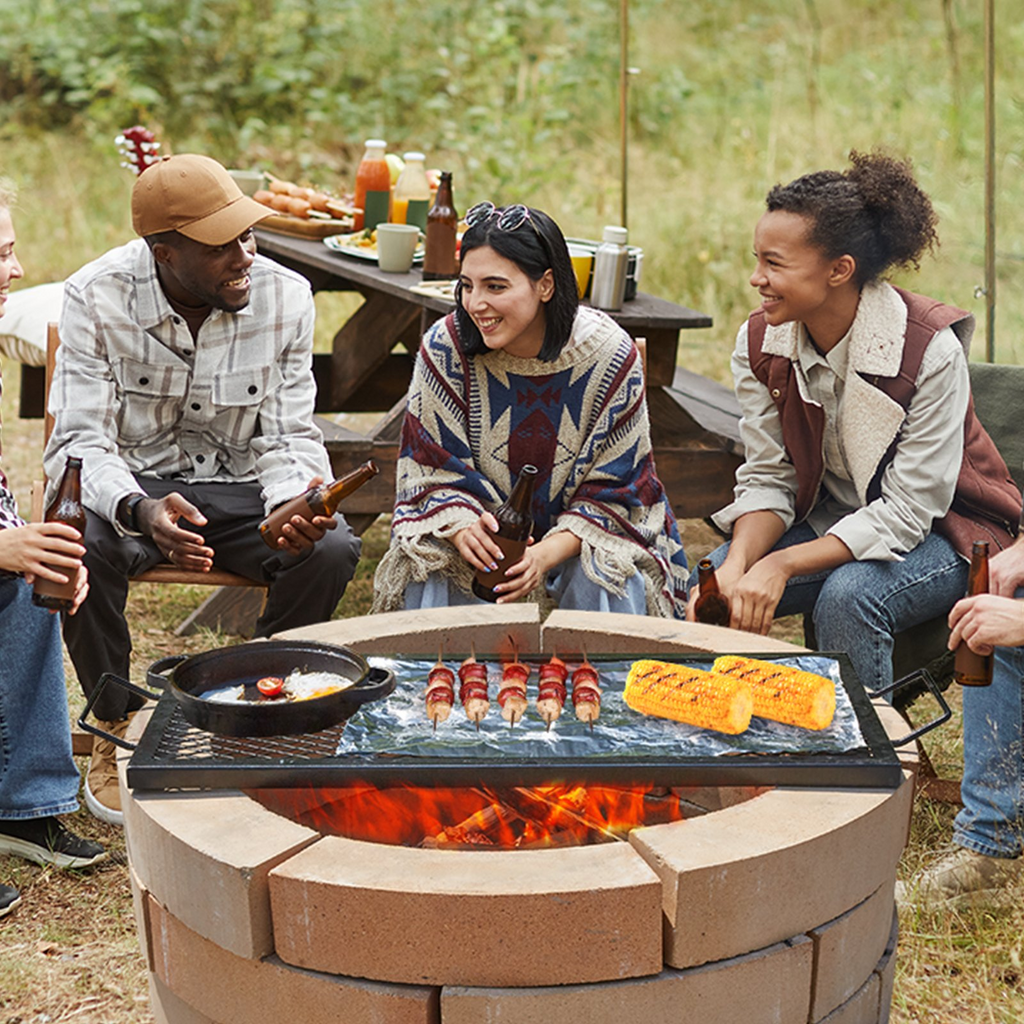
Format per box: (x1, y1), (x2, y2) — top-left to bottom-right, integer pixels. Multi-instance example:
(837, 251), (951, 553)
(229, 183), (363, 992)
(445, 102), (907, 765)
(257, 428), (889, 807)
(124, 652), (906, 793)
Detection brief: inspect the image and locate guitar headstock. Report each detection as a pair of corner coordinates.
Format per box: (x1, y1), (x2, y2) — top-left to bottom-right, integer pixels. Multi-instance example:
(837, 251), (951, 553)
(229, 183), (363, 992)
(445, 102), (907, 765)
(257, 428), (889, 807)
(116, 126), (163, 176)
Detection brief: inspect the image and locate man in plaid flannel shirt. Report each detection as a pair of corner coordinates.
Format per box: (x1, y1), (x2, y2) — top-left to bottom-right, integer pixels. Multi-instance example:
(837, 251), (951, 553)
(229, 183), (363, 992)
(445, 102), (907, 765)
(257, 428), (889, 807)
(43, 156), (361, 824)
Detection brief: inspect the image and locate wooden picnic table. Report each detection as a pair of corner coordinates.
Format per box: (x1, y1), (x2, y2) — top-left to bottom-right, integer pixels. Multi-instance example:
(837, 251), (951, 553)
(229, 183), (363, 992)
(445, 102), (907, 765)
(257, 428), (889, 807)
(255, 229), (743, 527)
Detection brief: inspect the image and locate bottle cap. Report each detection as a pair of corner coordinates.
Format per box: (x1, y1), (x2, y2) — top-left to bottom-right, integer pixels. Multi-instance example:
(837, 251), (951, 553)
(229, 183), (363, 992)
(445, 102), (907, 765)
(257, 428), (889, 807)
(403, 152), (425, 161)
(602, 225), (628, 245)
(364, 139), (387, 149)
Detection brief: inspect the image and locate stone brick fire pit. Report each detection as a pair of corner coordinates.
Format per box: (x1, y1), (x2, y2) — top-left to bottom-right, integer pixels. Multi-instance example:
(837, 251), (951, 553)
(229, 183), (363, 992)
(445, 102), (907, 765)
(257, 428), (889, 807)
(120, 607), (917, 1024)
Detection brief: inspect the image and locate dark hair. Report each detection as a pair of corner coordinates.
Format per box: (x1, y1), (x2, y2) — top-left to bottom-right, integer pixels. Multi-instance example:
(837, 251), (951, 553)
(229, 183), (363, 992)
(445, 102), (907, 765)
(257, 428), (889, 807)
(455, 206), (579, 361)
(765, 150), (939, 285)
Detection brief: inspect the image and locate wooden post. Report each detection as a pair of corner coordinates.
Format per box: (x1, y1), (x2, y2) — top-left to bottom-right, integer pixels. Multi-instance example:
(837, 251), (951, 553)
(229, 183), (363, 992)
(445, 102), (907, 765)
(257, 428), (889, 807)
(620, 0), (629, 230)
(984, 0), (995, 362)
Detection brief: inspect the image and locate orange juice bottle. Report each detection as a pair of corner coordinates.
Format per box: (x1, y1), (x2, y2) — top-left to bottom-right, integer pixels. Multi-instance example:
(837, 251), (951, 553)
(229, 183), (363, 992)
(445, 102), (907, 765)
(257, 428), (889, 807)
(353, 139), (390, 232)
(391, 152), (432, 231)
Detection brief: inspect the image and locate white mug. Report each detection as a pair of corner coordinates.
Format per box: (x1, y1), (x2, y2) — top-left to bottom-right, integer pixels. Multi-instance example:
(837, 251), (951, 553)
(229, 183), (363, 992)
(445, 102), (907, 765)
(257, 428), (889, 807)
(375, 223), (421, 273)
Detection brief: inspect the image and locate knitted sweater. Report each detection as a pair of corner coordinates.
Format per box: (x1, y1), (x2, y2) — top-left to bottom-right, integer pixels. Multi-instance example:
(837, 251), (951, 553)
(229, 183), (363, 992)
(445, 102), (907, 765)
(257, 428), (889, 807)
(371, 307), (689, 616)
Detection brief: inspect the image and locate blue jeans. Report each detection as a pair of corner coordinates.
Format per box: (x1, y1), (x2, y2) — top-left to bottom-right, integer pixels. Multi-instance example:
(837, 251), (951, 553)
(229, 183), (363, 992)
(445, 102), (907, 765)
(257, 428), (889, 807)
(0, 578), (80, 819)
(404, 557), (647, 614)
(690, 523), (967, 693)
(953, 587), (1024, 859)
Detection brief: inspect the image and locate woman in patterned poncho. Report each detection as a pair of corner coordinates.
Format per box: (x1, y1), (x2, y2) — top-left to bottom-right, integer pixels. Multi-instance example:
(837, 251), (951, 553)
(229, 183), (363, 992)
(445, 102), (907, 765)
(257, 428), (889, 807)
(372, 204), (688, 616)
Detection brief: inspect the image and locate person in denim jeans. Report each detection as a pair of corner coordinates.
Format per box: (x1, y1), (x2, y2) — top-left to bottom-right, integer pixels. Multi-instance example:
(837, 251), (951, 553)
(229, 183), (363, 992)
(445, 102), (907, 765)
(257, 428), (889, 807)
(690, 152), (1020, 696)
(905, 536), (1024, 905)
(0, 181), (106, 919)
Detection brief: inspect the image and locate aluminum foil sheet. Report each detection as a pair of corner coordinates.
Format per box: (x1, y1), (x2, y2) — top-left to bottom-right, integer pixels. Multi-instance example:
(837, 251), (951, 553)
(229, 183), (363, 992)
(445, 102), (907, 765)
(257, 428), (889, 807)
(335, 654), (866, 761)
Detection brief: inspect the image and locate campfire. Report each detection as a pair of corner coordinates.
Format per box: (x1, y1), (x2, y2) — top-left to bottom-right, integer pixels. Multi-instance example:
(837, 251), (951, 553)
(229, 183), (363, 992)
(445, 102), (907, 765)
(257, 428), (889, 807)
(120, 608), (916, 1023)
(252, 781), (702, 849)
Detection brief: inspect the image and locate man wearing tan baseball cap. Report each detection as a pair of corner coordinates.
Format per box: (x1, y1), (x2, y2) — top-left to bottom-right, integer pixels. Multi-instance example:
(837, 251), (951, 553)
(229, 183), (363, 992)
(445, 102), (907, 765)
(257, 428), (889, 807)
(130, 153), (271, 246)
(45, 154), (362, 824)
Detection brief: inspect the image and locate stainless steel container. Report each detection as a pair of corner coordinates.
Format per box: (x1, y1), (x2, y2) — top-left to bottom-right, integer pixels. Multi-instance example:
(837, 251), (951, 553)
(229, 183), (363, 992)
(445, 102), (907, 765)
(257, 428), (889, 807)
(590, 225), (629, 310)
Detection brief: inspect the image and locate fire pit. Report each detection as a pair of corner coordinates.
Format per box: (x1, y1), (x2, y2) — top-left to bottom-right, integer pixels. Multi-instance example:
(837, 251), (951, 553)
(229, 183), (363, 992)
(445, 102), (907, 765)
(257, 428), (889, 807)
(121, 606), (916, 1024)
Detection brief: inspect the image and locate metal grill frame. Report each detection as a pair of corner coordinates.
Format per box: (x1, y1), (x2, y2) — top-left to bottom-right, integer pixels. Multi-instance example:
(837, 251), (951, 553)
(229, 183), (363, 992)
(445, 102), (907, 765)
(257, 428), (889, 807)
(125, 652), (905, 792)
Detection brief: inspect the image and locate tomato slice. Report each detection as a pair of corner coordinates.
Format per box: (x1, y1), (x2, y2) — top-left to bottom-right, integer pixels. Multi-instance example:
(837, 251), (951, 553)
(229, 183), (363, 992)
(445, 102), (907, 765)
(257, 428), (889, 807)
(257, 676), (284, 698)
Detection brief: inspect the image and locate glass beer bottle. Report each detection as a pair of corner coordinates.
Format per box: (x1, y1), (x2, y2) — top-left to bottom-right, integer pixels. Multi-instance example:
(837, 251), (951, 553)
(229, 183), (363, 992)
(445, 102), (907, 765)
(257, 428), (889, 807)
(259, 461), (379, 550)
(954, 540), (993, 686)
(422, 171), (458, 280)
(33, 455), (86, 611)
(472, 465), (539, 602)
(693, 558), (731, 626)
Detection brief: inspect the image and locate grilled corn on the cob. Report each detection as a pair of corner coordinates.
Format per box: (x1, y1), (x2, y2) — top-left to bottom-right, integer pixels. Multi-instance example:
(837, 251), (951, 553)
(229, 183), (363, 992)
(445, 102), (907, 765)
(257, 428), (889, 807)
(623, 660), (753, 734)
(712, 655), (835, 731)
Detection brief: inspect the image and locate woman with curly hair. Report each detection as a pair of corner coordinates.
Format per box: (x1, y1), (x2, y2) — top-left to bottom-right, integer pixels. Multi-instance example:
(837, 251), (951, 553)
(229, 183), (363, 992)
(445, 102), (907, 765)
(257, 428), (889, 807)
(691, 151), (1021, 693)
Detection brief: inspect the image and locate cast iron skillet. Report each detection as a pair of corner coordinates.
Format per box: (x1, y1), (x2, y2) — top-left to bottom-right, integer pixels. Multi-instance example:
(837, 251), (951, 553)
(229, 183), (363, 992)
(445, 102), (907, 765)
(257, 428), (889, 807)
(80, 640), (395, 741)
(145, 640), (396, 737)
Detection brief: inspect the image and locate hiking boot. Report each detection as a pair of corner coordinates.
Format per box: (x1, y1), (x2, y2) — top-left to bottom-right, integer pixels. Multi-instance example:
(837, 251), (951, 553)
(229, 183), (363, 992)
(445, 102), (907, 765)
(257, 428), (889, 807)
(0, 883), (21, 918)
(0, 817), (108, 869)
(84, 713), (135, 826)
(898, 846), (1022, 908)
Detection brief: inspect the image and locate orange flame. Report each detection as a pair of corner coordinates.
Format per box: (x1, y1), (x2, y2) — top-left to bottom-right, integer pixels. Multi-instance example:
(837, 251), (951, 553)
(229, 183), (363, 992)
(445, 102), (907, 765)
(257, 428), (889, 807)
(251, 782), (691, 849)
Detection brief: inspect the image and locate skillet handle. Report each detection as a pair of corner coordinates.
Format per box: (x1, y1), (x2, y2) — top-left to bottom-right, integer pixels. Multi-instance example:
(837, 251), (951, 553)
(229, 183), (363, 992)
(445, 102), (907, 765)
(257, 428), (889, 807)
(77, 672), (162, 752)
(147, 654), (187, 691)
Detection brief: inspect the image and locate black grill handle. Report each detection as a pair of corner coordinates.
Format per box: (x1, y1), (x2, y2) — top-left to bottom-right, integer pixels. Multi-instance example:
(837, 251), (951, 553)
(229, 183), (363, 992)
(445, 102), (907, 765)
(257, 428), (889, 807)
(77, 672), (162, 752)
(869, 669), (952, 747)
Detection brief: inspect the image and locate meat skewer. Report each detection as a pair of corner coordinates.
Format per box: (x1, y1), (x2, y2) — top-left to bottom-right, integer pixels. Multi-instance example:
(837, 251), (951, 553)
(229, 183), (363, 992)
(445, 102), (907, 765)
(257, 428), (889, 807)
(571, 650), (601, 730)
(425, 647), (455, 731)
(497, 656), (530, 729)
(536, 653), (568, 731)
(458, 645), (490, 728)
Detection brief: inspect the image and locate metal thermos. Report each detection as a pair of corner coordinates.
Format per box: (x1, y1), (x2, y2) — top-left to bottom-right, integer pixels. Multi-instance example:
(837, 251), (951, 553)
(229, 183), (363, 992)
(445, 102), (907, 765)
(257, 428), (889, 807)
(590, 226), (629, 311)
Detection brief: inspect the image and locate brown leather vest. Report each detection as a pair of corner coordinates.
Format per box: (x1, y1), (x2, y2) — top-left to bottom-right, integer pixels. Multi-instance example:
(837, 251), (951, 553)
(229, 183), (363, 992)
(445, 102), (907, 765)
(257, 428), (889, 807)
(746, 287), (1021, 557)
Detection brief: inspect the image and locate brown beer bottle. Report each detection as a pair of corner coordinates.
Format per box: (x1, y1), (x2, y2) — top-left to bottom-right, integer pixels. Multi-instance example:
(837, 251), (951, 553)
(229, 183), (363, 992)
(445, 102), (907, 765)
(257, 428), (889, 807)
(259, 461), (379, 550)
(32, 455), (86, 612)
(422, 171), (458, 280)
(954, 540), (993, 686)
(693, 558), (731, 626)
(472, 465), (539, 602)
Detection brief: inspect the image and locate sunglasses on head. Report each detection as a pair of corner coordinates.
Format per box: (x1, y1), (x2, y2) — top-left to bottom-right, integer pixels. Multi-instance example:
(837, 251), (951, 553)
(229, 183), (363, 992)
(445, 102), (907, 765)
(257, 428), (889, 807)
(465, 202), (533, 232)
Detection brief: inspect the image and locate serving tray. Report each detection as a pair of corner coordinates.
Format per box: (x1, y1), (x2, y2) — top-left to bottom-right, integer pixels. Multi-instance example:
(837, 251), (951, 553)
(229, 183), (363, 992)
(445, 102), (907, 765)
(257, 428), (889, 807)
(259, 213), (354, 239)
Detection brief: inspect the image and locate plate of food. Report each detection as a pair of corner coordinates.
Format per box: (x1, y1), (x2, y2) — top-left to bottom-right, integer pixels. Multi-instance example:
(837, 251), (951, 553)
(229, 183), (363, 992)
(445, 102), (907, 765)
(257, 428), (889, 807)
(324, 228), (425, 263)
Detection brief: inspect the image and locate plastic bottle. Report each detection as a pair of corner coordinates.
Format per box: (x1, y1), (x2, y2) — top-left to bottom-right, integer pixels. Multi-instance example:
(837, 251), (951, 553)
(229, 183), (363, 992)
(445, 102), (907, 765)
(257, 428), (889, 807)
(953, 540), (993, 686)
(693, 558), (731, 626)
(590, 225), (630, 311)
(391, 152), (432, 232)
(422, 171), (459, 280)
(32, 456), (86, 611)
(259, 461), (379, 549)
(353, 140), (391, 233)
(472, 466), (539, 602)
